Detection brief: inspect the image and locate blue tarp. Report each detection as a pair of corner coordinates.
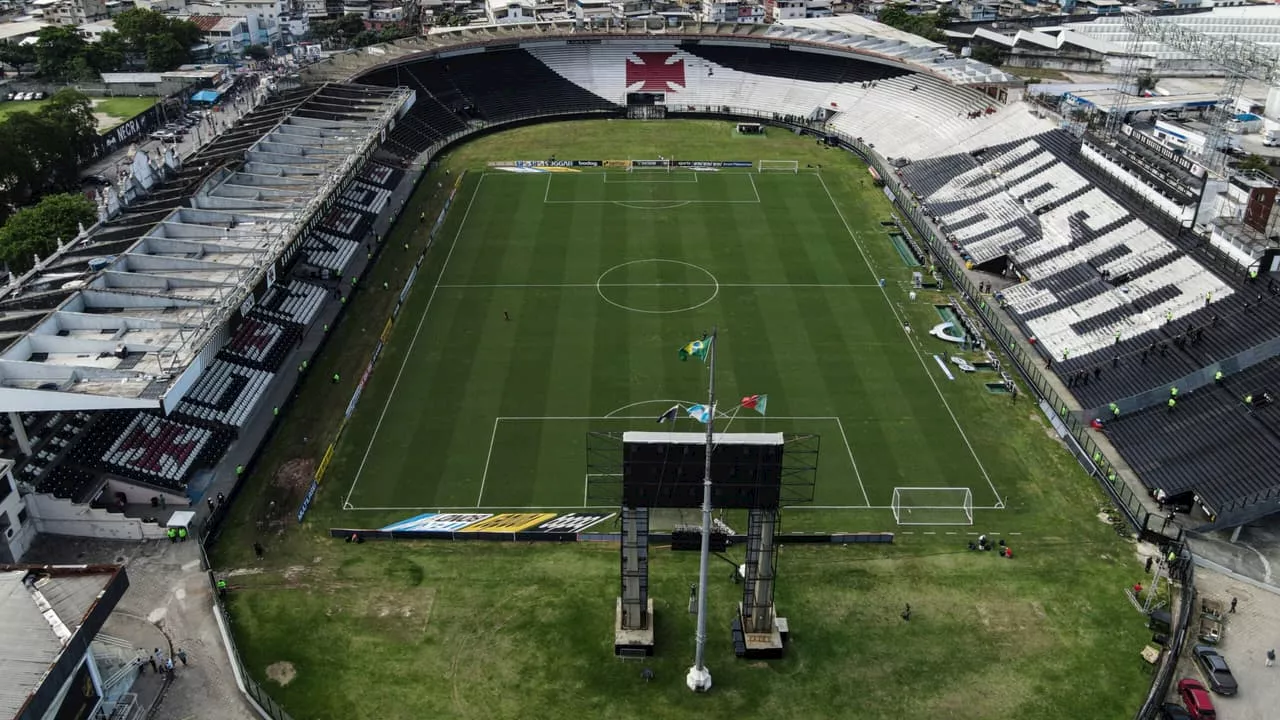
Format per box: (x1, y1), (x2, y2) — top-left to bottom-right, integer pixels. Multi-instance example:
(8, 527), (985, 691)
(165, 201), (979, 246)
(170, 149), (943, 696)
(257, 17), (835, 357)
(191, 89), (220, 103)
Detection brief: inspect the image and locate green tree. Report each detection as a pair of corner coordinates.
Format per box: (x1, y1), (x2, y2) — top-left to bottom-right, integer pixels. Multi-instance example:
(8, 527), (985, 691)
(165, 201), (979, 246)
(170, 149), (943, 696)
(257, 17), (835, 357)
(244, 44), (270, 61)
(113, 8), (200, 69)
(0, 193), (97, 272)
(144, 34), (186, 72)
(0, 44), (36, 77)
(876, 5), (945, 42)
(33, 25), (89, 81)
(85, 31), (128, 74)
(0, 89), (98, 221)
(1239, 153), (1270, 173)
(971, 44), (1002, 66)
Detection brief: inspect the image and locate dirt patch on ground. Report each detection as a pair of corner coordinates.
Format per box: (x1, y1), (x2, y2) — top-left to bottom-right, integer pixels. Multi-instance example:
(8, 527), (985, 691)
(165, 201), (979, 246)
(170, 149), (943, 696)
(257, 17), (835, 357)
(266, 661), (296, 686)
(273, 459), (315, 499)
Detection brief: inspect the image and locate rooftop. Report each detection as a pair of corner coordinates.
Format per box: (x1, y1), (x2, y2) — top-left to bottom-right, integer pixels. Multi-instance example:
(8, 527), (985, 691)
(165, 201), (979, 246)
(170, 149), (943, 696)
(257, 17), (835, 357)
(314, 18), (1019, 87)
(0, 566), (124, 720)
(0, 83), (412, 413)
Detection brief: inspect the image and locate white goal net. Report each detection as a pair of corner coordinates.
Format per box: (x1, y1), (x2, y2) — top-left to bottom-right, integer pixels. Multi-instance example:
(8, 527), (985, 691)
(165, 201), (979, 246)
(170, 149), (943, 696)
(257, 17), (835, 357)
(758, 160), (799, 173)
(891, 487), (974, 526)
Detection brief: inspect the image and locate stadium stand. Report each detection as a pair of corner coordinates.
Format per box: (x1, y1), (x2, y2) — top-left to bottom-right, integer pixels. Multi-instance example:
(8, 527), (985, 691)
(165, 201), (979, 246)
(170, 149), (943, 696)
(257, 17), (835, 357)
(71, 411), (231, 491)
(174, 360), (275, 430)
(1106, 356), (1280, 521)
(0, 83), (407, 532)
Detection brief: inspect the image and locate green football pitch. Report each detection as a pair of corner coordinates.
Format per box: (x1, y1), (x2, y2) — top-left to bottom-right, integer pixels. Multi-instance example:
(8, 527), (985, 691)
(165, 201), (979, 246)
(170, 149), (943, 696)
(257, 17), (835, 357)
(338, 169), (1000, 517)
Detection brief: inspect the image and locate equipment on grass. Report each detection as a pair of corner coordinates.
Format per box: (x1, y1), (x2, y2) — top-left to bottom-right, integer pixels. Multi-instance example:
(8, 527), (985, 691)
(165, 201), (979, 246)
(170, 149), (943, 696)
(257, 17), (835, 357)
(891, 487), (974, 526)
(757, 160), (799, 174)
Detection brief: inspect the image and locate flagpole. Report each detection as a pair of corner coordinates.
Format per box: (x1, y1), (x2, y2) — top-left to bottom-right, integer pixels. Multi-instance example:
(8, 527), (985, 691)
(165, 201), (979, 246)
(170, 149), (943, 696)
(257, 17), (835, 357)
(688, 326), (717, 693)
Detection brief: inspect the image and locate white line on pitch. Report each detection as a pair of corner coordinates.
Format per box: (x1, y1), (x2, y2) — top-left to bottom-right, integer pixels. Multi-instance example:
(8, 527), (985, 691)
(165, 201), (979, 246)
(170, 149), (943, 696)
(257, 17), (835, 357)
(476, 417), (500, 507)
(835, 417), (871, 507)
(787, 505), (1007, 510)
(435, 283), (879, 289)
(344, 505), (619, 511)
(343, 173), (488, 508)
(494, 415), (850, 421)
(816, 173), (1003, 507)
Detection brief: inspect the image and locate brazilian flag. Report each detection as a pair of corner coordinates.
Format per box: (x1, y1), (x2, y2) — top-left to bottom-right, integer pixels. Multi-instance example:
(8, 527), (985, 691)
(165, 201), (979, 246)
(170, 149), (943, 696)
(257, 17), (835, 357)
(679, 337), (710, 362)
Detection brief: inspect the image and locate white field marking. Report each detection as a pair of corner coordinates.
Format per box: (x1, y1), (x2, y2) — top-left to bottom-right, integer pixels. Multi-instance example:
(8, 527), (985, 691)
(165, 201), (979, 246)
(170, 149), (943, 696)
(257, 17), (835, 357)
(434, 282), (880, 289)
(595, 259), (719, 315)
(787, 505), (1007, 511)
(347, 505), (619, 511)
(544, 199), (760, 205)
(835, 417), (872, 507)
(604, 173), (699, 184)
(748, 172), (761, 203)
(343, 173), (488, 509)
(816, 172), (1003, 507)
(475, 417), (501, 507)
(464, 416), (866, 510)
(603, 399), (701, 418)
(613, 201), (692, 210)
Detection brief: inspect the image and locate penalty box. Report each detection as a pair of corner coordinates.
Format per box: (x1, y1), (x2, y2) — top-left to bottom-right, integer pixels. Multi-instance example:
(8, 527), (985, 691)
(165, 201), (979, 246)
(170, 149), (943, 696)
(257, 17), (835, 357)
(542, 172), (763, 205)
(476, 415), (867, 509)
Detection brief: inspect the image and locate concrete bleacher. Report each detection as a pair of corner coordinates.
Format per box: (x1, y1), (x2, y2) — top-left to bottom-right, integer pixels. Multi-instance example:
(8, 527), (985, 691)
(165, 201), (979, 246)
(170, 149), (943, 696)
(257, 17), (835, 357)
(218, 317), (298, 372)
(80, 412), (220, 491)
(305, 232), (360, 274)
(341, 181), (392, 215)
(904, 130), (1234, 362)
(175, 360), (275, 429)
(1106, 356), (1280, 521)
(254, 280), (327, 328)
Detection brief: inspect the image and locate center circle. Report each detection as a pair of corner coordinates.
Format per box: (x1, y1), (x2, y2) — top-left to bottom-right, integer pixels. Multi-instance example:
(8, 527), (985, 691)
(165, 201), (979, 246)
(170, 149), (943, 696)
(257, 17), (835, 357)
(596, 259), (719, 314)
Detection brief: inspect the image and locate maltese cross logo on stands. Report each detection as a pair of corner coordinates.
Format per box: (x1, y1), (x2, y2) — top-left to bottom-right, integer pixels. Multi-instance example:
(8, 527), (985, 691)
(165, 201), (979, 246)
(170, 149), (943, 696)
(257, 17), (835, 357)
(626, 52), (685, 93)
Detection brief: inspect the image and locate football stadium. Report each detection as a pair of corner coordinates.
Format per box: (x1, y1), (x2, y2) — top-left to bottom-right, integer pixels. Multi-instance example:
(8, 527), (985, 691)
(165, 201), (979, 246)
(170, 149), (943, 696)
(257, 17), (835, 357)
(5, 15), (1280, 720)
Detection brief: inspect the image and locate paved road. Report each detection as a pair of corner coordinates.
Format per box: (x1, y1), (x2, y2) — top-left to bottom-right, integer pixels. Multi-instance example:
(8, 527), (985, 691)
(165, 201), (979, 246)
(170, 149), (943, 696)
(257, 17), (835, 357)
(25, 535), (255, 720)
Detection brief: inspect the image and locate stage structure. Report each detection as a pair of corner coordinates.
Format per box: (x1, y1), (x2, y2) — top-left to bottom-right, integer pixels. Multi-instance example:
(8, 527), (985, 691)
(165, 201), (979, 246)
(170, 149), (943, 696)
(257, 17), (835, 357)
(586, 353), (817, 689)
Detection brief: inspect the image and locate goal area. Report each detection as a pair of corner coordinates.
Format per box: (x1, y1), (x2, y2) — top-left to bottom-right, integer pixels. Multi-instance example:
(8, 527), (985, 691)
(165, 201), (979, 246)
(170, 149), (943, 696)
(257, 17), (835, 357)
(891, 487), (974, 526)
(758, 160), (799, 173)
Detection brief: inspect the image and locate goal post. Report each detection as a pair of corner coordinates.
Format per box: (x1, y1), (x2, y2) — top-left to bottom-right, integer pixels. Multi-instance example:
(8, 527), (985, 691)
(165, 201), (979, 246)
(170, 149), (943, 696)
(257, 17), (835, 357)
(758, 160), (799, 174)
(891, 487), (974, 526)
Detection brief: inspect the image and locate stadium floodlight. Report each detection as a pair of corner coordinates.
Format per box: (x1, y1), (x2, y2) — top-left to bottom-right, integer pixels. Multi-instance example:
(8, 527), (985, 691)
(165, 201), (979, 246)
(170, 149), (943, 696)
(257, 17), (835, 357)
(891, 487), (974, 526)
(757, 160), (799, 174)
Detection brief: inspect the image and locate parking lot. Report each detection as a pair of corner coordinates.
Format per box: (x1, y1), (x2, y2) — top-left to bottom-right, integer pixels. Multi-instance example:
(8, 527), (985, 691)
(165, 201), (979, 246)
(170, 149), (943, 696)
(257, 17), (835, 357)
(1167, 567), (1280, 719)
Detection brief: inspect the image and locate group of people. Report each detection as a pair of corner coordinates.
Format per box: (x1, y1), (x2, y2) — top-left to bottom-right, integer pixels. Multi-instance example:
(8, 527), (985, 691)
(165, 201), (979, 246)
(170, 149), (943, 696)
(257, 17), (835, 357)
(969, 534), (1013, 558)
(137, 647), (189, 676)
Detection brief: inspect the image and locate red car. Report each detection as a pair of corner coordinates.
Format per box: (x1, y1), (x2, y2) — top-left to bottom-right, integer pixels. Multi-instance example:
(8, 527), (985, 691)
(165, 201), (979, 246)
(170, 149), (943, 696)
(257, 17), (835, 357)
(1178, 678), (1216, 720)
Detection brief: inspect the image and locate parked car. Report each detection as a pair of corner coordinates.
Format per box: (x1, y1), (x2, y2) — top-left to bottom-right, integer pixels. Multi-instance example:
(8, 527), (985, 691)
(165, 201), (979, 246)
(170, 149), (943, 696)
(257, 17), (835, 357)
(149, 131), (177, 142)
(1178, 678), (1216, 720)
(1193, 645), (1238, 695)
(32, 91), (44, 100)
(1160, 703), (1192, 720)
(4, 92), (13, 101)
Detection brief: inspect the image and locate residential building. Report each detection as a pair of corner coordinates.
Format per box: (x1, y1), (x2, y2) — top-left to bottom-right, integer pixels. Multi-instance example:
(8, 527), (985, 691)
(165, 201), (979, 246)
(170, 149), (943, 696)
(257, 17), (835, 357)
(572, 0), (613, 21)
(187, 14), (253, 55)
(29, 0), (108, 26)
(486, 0), (535, 23)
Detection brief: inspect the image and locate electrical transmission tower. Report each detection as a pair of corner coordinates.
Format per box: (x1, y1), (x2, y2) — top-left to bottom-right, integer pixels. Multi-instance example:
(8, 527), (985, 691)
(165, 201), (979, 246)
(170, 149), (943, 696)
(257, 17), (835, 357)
(1110, 11), (1280, 176)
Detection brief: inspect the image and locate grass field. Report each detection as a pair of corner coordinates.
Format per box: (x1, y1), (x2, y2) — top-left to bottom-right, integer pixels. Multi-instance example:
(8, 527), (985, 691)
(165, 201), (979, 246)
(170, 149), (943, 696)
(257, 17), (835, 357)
(0, 95), (156, 130)
(339, 169), (998, 518)
(214, 121), (1155, 720)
